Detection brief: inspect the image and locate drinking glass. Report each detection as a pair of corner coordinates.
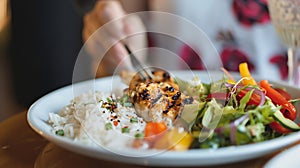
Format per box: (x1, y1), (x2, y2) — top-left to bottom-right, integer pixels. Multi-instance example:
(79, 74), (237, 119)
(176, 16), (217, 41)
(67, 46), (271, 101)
(268, 0), (300, 86)
(0, 0), (9, 32)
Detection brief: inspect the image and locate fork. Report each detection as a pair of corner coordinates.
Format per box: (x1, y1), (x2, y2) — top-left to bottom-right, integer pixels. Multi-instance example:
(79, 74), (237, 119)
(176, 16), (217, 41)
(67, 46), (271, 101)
(123, 44), (189, 131)
(123, 44), (152, 81)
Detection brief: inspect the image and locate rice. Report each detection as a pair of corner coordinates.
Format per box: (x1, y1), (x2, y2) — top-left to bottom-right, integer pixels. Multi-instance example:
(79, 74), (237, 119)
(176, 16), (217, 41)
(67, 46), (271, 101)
(48, 91), (146, 150)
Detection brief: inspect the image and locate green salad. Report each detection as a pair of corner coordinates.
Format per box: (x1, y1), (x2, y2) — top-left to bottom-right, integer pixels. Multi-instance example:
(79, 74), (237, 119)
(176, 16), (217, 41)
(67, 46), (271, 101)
(174, 63), (300, 149)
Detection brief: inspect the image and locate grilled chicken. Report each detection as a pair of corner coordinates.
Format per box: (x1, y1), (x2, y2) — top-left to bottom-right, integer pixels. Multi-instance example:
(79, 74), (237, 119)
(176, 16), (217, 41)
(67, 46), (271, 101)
(126, 70), (194, 122)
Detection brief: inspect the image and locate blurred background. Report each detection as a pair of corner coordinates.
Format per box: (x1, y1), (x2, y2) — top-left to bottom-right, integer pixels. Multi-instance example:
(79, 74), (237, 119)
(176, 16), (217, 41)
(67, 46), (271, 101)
(0, 0), (288, 121)
(0, 0), (145, 121)
(0, 0), (85, 121)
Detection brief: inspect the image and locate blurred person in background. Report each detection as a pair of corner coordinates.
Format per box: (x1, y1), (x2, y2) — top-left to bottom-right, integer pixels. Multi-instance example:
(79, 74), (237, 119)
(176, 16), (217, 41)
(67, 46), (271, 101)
(83, 0), (288, 82)
(8, 0), (143, 110)
(7, 0), (289, 113)
(9, 0), (84, 108)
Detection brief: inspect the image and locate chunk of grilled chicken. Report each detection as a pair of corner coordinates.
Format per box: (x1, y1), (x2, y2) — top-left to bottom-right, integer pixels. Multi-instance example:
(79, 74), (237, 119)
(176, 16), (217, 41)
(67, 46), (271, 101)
(127, 70), (194, 122)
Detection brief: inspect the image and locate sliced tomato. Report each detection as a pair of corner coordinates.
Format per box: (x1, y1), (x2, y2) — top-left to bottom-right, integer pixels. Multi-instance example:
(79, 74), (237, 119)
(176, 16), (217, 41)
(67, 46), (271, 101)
(206, 92), (229, 101)
(237, 89), (261, 106)
(260, 80), (297, 121)
(269, 121), (292, 134)
(274, 88), (292, 101)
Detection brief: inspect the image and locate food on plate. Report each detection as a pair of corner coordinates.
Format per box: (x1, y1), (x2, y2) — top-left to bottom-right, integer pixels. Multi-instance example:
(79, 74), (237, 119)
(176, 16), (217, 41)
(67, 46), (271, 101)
(48, 92), (147, 149)
(128, 70), (182, 122)
(48, 62), (300, 151)
(127, 70), (197, 123)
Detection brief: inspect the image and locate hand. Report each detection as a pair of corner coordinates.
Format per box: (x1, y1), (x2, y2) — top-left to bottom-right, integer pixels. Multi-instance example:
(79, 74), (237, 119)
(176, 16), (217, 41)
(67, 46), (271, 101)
(82, 0), (147, 77)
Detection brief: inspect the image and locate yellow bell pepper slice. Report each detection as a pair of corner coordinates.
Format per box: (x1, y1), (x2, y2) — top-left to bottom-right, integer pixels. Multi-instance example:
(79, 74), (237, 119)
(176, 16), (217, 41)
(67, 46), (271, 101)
(154, 128), (193, 151)
(239, 62), (257, 86)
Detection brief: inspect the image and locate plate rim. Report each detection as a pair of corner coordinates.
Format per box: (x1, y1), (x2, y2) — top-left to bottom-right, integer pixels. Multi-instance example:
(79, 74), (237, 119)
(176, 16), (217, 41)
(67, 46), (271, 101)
(27, 70), (300, 166)
(264, 143), (300, 168)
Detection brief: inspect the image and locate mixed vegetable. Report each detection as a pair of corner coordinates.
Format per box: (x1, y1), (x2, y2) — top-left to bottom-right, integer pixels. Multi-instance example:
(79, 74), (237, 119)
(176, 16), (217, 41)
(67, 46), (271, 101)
(131, 62), (300, 150)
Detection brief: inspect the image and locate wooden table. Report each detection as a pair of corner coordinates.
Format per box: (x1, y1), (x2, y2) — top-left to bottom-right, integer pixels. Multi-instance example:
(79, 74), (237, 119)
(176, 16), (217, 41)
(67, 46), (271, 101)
(0, 111), (295, 168)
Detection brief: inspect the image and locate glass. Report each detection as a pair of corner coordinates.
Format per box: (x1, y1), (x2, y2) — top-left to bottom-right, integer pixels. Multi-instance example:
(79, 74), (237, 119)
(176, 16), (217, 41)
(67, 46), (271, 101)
(0, 0), (10, 50)
(268, 0), (300, 86)
(0, 0), (9, 32)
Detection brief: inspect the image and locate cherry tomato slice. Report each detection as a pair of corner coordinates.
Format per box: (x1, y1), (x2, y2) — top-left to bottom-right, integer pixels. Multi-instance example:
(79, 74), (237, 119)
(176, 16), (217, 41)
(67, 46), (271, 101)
(274, 88), (292, 101)
(269, 121), (292, 134)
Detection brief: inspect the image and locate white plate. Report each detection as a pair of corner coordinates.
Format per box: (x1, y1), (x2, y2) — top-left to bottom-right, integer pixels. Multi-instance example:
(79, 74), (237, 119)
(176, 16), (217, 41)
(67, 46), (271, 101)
(264, 144), (300, 168)
(27, 71), (300, 166)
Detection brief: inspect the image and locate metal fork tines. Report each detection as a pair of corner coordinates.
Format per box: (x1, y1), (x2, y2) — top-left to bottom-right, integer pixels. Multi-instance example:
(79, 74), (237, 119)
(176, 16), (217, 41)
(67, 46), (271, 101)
(124, 44), (152, 81)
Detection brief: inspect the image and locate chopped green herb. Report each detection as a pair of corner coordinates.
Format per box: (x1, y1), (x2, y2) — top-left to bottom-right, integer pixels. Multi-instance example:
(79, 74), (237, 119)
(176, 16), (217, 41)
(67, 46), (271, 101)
(106, 98), (112, 103)
(55, 129), (64, 136)
(130, 118), (138, 123)
(122, 127), (130, 133)
(105, 123), (113, 130)
(118, 95), (133, 107)
(134, 133), (144, 139)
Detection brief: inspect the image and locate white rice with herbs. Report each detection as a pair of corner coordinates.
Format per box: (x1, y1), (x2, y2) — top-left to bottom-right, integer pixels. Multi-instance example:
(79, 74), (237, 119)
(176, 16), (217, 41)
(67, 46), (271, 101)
(48, 91), (147, 150)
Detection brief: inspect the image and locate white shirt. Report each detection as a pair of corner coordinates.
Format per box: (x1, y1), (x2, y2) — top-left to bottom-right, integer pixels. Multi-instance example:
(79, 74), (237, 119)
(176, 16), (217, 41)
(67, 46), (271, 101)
(147, 0), (286, 82)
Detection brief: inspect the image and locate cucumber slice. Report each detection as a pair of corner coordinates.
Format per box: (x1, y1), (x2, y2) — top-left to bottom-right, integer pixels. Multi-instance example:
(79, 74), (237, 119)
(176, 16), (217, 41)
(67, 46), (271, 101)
(181, 102), (204, 124)
(273, 110), (300, 131)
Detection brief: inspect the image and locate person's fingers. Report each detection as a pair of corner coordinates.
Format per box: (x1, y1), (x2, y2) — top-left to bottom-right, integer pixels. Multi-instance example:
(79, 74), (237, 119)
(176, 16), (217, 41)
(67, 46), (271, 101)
(84, 1), (127, 56)
(123, 14), (146, 36)
(96, 0), (125, 21)
(123, 15), (147, 63)
(95, 1), (126, 38)
(82, 0), (148, 76)
(83, 11), (119, 60)
(85, 29), (130, 75)
(94, 44), (131, 77)
(82, 11), (103, 42)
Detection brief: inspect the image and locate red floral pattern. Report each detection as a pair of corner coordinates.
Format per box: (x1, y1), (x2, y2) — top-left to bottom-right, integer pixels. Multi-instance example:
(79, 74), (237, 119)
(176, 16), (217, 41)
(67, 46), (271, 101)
(180, 45), (204, 70)
(221, 47), (254, 72)
(232, 0), (270, 27)
(270, 53), (288, 80)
